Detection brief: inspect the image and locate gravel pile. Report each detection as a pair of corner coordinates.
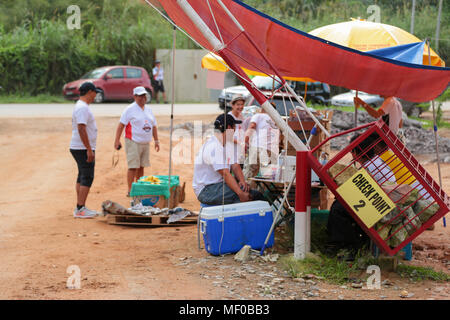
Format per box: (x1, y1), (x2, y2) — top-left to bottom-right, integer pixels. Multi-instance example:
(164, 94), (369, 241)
(330, 110), (450, 156)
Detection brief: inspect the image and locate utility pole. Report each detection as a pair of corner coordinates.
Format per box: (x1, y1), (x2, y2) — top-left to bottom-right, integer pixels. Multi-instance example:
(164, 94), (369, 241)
(435, 0), (443, 52)
(410, 0), (416, 34)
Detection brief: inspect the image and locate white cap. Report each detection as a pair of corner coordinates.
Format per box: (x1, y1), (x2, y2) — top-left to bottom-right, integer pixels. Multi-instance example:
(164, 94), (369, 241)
(133, 86), (147, 96)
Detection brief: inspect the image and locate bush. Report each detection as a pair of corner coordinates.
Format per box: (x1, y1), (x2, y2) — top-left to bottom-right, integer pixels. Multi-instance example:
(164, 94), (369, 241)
(0, 0), (197, 95)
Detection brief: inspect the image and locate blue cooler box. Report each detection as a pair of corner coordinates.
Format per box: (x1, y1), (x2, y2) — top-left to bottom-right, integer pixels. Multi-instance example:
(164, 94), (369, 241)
(199, 201), (274, 255)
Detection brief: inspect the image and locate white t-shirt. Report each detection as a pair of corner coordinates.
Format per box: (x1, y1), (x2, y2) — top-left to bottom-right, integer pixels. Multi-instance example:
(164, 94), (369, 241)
(365, 156), (397, 184)
(228, 111), (245, 164)
(249, 113), (280, 151)
(120, 102), (157, 144)
(152, 66), (164, 81)
(381, 97), (402, 134)
(192, 135), (237, 197)
(70, 100), (97, 150)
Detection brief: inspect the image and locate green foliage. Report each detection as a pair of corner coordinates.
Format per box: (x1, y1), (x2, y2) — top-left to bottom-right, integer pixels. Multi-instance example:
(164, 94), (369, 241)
(0, 0), (196, 95)
(0, 93), (69, 103)
(0, 0), (448, 96)
(396, 264), (450, 282)
(279, 251), (378, 284)
(436, 88), (450, 102)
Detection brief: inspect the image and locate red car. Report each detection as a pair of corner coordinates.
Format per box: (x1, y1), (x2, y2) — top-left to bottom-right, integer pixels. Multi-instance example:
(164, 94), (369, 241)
(62, 66), (154, 103)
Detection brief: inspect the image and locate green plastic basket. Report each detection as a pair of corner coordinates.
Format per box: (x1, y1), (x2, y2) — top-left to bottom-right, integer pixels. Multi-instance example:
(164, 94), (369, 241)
(130, 175), (180, 198)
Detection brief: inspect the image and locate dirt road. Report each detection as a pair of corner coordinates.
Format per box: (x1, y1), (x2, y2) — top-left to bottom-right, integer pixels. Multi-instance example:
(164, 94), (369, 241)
(0, 113), (448, 300)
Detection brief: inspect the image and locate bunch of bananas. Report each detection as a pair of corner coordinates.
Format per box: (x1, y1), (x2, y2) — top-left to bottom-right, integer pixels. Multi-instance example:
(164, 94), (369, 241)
(141, 176), (161, 185)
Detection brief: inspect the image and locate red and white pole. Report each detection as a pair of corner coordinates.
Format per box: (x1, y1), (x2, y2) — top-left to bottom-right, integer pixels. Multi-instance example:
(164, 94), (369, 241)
(295, 151), (311, 259)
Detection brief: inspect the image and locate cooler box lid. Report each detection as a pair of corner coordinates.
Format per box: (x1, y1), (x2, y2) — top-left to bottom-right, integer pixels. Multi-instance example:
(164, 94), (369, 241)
(200, 201), (272, 219)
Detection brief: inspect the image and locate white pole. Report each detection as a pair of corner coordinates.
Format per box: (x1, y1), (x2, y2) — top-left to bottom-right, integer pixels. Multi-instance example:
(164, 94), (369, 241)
(176, 0), (308, 151)
(427, 40), (443, 189)
(285, 84), (331, 137)
(435, 0), (443, 52)
(177, 0), (225, 51)
(410, 0), (416, 34)
(294, 211), (307, 259)
(168, 25), (177, 209)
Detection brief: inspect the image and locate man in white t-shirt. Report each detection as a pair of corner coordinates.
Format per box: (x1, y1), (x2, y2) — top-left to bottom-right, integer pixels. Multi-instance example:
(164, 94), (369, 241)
(354, 96), (403, 135)
(114, 86), (160, 195)
(243, 103), (280, 186)
(193, 114), (265, 205)
(152, 60), (168, 104)
(69, 82), (101, 218)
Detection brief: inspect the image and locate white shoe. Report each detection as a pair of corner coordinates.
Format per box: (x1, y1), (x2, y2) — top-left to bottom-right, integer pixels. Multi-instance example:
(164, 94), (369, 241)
(74, 206), (99, 219)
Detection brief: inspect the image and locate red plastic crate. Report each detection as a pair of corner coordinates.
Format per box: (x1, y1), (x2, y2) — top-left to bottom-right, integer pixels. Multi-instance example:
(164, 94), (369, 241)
(308, 120), (450, 256)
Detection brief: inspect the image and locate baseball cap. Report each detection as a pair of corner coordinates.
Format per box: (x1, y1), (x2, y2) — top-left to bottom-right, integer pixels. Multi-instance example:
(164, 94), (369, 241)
(79, 82), (101, 95)
(231, 94), (245, 104)
(214, 114), (242, 132)
(133, 86), (147, 96)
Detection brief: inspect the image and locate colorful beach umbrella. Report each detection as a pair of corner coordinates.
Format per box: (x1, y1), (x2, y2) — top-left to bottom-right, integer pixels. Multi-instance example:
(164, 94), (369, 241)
(309, 19), (445, 67)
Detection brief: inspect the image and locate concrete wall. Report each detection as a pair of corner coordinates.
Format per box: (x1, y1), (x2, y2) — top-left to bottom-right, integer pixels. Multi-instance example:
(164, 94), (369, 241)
(155, 49), (238, 103)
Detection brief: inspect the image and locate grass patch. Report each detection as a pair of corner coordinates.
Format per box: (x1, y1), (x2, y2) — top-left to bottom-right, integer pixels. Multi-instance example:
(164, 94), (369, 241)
(409, 116), (450, 130)
(279, 251), (377, 285)
(396, 264), (450, 282)
(0, 94), (70, 104)
(309, 103), (355, 113)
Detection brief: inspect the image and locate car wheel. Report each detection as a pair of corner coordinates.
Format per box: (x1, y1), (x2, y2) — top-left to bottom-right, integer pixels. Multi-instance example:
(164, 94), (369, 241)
(94, 90), (104, 103)
(314, 99), (324, 105)
(145, 89), (152, 103)
(408, 106), (421, 118)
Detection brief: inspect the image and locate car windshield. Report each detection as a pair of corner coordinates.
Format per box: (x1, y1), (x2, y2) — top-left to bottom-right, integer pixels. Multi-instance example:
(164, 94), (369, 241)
(81, 67), (109, 79)
(247, 96), (300, 116)
(252, 76), (282, 91)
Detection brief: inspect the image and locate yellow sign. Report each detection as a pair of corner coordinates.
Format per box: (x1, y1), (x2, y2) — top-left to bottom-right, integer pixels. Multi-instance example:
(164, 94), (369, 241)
(337, 168), (395, 228)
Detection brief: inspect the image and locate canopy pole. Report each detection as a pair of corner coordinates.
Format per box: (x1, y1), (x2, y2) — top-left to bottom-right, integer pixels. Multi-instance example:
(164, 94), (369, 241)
(176, 0), (306, 151)
(354, 90), (359, 128)
(426, 39), (445, 227)
(167, 25), (177, 209)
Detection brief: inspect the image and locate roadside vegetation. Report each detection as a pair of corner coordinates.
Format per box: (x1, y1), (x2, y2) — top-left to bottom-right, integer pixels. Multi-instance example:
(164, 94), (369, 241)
(280, 252), (450, 284)
(0, 0), (447, 100)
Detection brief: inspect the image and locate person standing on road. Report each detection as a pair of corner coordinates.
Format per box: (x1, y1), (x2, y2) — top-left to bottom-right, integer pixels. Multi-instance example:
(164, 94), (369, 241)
(114, 86), (160, 196)
(70, 82), (101, 218)
(152, 59), (168, 104)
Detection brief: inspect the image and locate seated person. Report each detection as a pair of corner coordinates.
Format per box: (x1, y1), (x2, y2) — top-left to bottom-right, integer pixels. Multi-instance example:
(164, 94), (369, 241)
(350, 132), (396, 185)
(193, 114), (265, 206)
(327, 132), (392, 258)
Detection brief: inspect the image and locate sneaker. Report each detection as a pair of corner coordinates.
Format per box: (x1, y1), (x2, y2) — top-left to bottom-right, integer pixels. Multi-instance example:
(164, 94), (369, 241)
(74, 206), (99, 219)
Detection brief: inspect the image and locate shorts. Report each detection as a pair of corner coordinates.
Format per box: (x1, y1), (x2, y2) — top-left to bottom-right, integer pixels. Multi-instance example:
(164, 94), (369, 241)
(125, 138), (150, 169)
(197, 182), (265, 206)
(70, 149), (95, 187)
(153, 80), (165, 93)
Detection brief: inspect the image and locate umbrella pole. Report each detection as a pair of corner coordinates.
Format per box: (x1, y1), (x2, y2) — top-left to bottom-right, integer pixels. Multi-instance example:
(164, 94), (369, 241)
(303, 82), (307, 101)
(354, 90), (359, 128)
(168, 25), (177, 209)
(426, 39), (445, 227)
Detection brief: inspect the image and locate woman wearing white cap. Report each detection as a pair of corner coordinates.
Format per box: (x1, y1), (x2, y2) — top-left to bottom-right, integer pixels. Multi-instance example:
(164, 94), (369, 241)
(227, 94), (246, 167)
(114, 86), (160, 195)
